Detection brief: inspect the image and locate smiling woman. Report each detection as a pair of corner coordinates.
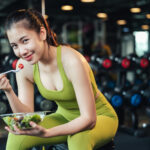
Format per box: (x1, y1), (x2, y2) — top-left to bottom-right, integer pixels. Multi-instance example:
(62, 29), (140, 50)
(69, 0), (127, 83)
(0, 9), (118, 150)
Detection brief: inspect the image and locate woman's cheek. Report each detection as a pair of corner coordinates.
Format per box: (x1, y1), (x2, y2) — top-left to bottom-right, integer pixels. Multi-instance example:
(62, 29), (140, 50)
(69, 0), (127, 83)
(13, 50), (20, 58)
(26, 43), (36, 52)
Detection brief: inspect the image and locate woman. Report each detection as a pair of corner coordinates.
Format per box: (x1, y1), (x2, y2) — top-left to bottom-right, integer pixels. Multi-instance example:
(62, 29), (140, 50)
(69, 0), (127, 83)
(0, 9), (118, 150)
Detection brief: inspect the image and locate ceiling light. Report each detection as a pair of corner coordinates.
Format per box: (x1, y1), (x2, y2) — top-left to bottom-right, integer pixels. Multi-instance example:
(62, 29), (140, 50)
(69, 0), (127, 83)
(81, 0), (95, 3)
(97, 13), (108, 19)
(141, 25), (149, 30)
(130, 7), (141, 13)
(117, 20), (127, 25)
(146, 14), (150, 19)
(61, 5), (73, 11)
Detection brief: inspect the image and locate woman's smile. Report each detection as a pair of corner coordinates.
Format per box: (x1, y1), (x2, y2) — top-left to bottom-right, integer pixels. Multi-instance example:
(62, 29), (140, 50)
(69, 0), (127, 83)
(24, 54), (33, 61)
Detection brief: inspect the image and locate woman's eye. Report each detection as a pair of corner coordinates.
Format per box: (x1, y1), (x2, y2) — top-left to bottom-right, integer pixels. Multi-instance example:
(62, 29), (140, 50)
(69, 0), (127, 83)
(12, 45), (17, 49)
(23, 39), (29, 43)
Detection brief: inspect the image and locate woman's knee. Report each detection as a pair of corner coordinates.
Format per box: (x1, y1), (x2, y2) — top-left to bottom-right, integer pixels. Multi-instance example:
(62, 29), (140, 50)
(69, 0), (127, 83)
(6, 133), (29, 150)
(6, 113), (68, 150)
(7, 133), (67, 150)
(6, 134), (46, 150)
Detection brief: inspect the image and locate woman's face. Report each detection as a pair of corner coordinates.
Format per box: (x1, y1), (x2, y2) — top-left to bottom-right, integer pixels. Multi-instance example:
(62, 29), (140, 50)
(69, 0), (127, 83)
(7, 22), (46, 65)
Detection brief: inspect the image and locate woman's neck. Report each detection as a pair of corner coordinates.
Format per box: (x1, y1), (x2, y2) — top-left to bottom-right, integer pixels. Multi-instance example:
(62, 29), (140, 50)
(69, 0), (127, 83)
(39, 43), (57, 66)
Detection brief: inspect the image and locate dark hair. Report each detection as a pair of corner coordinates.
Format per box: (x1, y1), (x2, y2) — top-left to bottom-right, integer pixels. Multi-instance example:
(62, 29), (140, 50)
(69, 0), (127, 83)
(5, 9), (58, 46)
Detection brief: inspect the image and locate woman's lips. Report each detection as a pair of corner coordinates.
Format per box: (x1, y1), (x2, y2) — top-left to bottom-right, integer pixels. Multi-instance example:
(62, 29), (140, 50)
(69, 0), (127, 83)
(24, 54), (33, 61)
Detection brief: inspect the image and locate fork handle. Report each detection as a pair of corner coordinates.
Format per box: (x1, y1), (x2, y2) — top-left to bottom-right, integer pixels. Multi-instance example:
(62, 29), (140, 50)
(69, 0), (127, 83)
(0, 70), (13, 76)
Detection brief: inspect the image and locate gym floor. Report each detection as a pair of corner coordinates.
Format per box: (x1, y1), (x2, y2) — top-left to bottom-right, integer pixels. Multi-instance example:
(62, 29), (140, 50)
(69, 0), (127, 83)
(115, 131), (150, 150)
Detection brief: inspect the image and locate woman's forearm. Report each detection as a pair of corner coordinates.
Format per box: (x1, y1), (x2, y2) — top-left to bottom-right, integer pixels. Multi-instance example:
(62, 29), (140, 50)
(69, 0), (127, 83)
(4, 89), (33, 113)
(45, 116), (96, 138)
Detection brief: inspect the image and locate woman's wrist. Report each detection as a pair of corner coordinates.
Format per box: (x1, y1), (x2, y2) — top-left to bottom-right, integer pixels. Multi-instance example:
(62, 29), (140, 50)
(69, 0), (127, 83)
(44, 129), (52, 138)
(4, 86), (13, 94)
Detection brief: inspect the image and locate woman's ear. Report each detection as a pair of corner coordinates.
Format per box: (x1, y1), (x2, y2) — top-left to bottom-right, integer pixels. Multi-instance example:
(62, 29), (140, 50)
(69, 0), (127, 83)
(39, 27), (47, 41)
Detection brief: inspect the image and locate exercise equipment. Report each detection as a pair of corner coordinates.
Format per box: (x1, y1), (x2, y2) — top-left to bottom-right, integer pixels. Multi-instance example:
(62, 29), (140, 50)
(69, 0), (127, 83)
(84, 55), (91, 62)
(35, 94), (57, 112)
(0, 101), (7, 114)
(122, 89), (142, 107)
(119, 84), (148, 137)
(0, 92), (11, 114)
(102, 86), (124, 126)
(103, 88), (123, 109)
(40, 99), (57, 111)
(109, 55), (131, 70)
(127, 54), (149, 69)
(2, 54), (18, 69)
(91, 54), (112, 70)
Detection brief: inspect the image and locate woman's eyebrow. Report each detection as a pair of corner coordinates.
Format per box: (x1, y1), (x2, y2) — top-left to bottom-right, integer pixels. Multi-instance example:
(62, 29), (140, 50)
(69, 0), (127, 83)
(19, 36), (27, 41)
(10, 36), (27, 45)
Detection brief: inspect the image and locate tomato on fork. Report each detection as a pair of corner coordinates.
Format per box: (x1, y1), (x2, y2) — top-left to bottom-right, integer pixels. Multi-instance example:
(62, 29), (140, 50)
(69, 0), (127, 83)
(18, 64), (24, 69)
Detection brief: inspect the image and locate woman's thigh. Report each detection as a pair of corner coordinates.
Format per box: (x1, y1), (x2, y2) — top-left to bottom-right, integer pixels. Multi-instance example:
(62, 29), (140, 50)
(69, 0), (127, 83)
(91, 115), (118, 149)
(67, 115), (118, 150)
(6, 113), (68, 150)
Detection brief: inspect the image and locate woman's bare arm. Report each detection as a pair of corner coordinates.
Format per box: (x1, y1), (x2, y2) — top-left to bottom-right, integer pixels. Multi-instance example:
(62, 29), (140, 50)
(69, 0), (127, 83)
(44, 47), (97, 137)
(4, 59), (34, 113)
(5, 47), (97, 137)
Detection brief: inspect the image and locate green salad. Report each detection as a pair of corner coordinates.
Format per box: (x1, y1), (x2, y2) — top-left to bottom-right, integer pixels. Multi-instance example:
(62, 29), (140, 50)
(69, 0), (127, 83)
(3, 114), (42, 130)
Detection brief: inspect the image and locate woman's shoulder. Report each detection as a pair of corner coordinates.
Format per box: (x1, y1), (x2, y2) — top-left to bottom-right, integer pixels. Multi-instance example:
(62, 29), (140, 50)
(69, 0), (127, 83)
(61, 45), (85, 65)
(60, 45), (90, 75)
(16, 58), (34, 82)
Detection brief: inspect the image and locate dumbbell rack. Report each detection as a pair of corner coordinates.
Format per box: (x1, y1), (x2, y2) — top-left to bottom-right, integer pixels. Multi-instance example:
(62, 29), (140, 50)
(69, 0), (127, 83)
(90, 53), (150, 137)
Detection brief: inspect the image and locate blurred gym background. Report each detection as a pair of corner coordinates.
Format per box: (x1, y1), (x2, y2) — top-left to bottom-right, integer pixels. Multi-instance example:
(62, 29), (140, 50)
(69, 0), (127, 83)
(0, 0), (150, 150)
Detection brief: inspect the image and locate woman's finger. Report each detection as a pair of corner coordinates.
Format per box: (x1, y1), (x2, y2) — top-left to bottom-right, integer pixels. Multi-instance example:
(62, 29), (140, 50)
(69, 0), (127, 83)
(0, 77), (7, 86)
(5, 126), (11, 132)
(0, 74), (5, 79)
(2, 79), (9, 87)
(5, 123), (46, 137)
(0, 80), (9, 91)
(0, 77), (5, 85)
(13, 125), (21, 132)
(5, 126), (19, 135)
(29, 121), (37, 128)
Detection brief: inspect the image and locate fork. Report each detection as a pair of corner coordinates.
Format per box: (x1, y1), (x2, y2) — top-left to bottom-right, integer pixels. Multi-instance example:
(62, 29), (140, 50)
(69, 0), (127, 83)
(0, 68), (22, 76)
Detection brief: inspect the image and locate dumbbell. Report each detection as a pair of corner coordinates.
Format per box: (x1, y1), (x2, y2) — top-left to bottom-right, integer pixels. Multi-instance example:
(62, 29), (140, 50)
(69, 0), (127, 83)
(103, 88), (123, 108)
(122, 89), (142, 107)
(35, 95), (57, 111)
(0, 93), (9, 114)
(84, 55), (91, 62)
(127, 54), (149, 70)
(91, 54), (112, 70)
(2, 54), (18, 70)
(0, 101), (7, 114)
(110, 55), (131, 70)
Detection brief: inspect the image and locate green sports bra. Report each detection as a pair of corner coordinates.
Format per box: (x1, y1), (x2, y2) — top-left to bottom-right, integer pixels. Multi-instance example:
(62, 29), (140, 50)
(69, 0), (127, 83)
(33, 45), (98, 100)
(33, 45), (117, 120)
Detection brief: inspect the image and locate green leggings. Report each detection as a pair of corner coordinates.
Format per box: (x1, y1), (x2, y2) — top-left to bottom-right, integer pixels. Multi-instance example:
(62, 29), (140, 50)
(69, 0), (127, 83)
(6, 113), (118, 150)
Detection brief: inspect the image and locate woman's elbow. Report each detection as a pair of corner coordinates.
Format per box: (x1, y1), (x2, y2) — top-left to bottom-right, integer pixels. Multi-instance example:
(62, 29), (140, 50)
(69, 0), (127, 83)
(88, 116), (97, 129)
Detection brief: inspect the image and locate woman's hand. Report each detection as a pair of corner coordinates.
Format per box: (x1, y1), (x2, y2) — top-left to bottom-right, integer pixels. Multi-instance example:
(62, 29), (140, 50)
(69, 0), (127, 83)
(0, 75), (12, 92)
(5, 121), (49, 138)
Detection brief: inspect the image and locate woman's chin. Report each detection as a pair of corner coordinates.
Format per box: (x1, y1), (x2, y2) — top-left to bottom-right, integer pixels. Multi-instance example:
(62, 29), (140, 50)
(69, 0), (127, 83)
(26, 59), (37, 65)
